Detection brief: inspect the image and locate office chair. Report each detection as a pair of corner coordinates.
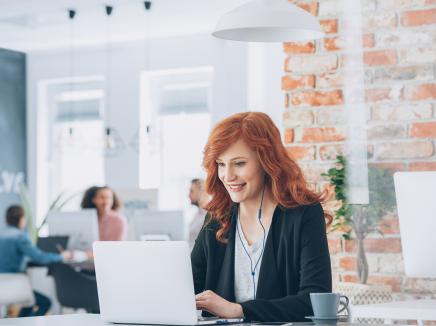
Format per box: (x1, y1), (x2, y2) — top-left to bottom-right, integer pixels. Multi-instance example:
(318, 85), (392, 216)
(50, 263), (99, 313)
(0, 273), (35, 317)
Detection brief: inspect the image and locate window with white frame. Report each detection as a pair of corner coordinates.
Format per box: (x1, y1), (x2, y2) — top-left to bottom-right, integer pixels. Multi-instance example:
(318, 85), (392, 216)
(48, 85), (105, 211)
(140, 67), (213, 214)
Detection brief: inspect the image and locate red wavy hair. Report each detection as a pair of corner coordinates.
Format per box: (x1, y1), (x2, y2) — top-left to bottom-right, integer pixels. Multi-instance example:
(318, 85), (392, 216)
(203, 112), (332, 242)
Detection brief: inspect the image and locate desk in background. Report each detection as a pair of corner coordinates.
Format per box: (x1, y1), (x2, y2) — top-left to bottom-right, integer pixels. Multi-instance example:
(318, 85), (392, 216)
(67, 260), (95, 273)
(27, 260), (96, 315)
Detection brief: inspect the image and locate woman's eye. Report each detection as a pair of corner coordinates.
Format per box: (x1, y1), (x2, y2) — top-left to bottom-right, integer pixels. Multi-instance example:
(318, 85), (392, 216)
(235, 161), (246, 167)
(216, 162), (225, 167)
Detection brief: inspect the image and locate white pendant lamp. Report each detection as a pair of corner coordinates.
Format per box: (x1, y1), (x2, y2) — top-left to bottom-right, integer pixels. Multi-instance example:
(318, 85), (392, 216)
(212, 0), (324, 42)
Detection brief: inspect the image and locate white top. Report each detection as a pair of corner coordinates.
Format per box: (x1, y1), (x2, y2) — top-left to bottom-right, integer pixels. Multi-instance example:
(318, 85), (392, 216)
(234, 217), (269, 303)
(189, 207), (207, 250)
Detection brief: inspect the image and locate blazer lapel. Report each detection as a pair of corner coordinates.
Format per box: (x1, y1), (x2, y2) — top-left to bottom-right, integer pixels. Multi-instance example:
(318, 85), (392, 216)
(256, 206), (283, 299)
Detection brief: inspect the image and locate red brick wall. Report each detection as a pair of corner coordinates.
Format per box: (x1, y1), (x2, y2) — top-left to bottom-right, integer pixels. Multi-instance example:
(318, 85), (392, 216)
(283, 0), (436, 295)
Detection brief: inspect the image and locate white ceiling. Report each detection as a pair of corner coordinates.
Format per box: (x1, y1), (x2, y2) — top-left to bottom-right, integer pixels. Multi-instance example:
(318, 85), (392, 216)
(0, 0), (247, 52)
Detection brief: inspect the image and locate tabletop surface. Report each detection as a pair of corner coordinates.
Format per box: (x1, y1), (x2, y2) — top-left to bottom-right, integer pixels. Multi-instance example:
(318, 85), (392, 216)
(0, 314), (103, 326)
(351, 299), (436, 320)
(0, 313), (402, 326)
(353, 299), (436, 309)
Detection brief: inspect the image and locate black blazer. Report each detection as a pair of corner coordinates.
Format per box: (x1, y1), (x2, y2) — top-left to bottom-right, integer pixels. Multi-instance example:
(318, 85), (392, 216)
(191, 203), (332, 322)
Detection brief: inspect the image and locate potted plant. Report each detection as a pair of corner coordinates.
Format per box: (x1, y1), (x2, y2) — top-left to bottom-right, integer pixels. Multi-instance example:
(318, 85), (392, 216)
(323, 155), (396, 283)
(19, 183), (79, 243)
(323, 155), (397, 314)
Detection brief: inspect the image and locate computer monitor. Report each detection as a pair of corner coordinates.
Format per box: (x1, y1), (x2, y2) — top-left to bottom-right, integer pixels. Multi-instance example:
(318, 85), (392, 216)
(116, 188), (158, 211)
(47, 209), (99, 251)
(394, 171), (436, 278)
(127, 210), (184, 241)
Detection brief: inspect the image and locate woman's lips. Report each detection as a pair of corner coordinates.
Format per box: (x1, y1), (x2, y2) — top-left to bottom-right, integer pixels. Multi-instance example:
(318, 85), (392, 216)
(227, 183), (246, 192)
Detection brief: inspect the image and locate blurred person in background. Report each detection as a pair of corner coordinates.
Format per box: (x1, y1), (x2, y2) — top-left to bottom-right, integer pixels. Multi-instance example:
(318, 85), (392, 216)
(0, 205), (72, 317)
(188, 179), (209, 250)
(81, 186), (128, 241)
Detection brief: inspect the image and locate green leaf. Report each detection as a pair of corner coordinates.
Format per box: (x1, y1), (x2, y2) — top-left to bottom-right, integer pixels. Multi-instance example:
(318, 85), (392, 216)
(323, 154), (395, 244)
(16, 183), (80, 240)
(36, 191), (80, 234)
(18, 182), (37, 243)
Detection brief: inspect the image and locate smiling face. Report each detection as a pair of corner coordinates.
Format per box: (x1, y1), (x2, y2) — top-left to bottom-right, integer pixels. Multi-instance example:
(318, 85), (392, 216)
(92, 188), (114, 214)
(216, 139), (265, 205)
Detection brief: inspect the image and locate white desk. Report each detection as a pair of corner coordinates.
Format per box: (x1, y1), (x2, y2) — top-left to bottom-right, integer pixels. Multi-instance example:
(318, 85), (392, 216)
(0, 314), (104, 326)
(351, 299), (436, 326)
(0, 314), (255, 326)
(0, 314), (404, 326)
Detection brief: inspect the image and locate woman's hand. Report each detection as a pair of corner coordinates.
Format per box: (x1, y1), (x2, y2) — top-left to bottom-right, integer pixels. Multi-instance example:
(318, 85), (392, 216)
(195, 290), (243, 318)
(61, 250), (73, 261)
(85, 249), (94, 260)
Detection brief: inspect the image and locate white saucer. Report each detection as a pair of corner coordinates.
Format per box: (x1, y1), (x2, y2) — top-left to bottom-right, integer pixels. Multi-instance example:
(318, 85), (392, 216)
(305, 316), (340, 324)
(305, 316), (340, 319)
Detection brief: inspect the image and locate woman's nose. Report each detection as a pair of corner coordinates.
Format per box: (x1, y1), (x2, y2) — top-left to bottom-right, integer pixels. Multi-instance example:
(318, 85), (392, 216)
(224, 166), (236, 182)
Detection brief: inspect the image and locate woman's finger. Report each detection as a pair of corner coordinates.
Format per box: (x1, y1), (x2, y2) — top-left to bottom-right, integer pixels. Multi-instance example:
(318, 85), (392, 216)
(195, 291), (210, 299)
(196, 301), (209, 308)
(196, 302), (209, 310)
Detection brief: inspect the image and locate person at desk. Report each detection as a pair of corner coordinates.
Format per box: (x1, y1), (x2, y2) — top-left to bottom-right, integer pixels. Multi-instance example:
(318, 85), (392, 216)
(192, 112), (332, 322)
(81, 186), (128, 241)
(188, 178), (208, 250)
(0, 205), (72, 317)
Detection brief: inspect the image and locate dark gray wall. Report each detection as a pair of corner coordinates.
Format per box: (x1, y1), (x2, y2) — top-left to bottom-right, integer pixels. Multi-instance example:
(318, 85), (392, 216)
(0, 48), (26, 228)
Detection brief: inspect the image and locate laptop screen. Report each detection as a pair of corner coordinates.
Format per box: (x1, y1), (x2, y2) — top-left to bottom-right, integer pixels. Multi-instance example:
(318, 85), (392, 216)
(37, 236), (69, 254)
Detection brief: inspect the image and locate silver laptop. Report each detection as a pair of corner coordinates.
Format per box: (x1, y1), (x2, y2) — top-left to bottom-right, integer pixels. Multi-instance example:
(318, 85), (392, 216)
(93, 241), (244, 325)
(394, 171), (436, 278)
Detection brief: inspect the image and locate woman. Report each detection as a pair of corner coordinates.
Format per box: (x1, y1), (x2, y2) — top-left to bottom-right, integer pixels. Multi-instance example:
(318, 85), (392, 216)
(0, 205), (72, 317)
(192, 112), (332, 322)
(81, 186), (128, 241)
